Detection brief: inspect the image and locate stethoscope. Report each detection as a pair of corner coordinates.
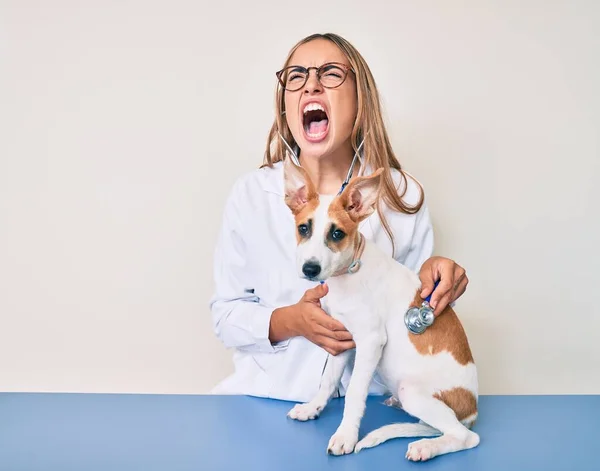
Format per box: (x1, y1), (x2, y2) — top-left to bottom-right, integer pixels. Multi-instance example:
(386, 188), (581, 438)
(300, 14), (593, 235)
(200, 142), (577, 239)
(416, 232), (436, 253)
(404, 280), (440, 334)
(277, 131), (366, 196)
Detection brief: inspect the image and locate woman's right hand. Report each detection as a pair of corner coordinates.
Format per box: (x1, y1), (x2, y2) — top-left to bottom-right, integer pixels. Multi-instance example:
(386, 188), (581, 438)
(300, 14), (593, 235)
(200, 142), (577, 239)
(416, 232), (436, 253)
(269, 282), (355, 355)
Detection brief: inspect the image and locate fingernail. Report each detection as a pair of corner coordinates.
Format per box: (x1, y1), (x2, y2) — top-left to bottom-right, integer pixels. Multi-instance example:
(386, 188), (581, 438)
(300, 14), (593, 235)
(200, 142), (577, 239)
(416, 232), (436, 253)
(320, 280), (325, 285)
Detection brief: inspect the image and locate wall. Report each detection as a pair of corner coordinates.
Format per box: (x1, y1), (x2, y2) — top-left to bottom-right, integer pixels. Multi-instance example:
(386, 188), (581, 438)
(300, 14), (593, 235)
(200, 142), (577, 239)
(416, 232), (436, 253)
(1, 0), (599, 395)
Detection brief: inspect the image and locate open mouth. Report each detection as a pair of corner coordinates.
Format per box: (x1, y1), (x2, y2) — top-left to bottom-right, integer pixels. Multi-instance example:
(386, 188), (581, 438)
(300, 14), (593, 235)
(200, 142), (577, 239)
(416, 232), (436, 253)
(302, 102), (329, 142)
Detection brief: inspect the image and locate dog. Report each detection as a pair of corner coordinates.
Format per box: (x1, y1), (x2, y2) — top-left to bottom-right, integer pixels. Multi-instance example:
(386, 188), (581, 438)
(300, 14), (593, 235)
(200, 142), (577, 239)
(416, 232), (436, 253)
(282, 157), (479, 462)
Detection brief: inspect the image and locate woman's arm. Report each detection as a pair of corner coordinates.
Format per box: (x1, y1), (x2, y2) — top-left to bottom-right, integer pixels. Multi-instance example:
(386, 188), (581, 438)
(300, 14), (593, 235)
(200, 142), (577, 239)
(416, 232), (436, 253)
(209, 178), (290, 354)
(399, 178), (468, 316)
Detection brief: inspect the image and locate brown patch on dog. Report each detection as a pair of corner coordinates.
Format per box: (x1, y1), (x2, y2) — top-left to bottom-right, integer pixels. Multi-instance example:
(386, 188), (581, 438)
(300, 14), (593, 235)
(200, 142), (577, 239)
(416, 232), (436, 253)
(433, 387), (478, 422)
(407, 290), (474, 366)
(326, 197), (358, 253)
(293, 197), (319, 244)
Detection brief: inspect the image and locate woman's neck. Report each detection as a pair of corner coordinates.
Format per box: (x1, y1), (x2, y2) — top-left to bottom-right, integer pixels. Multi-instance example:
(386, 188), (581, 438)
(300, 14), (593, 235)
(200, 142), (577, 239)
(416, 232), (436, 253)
(299, 145), (357, 195)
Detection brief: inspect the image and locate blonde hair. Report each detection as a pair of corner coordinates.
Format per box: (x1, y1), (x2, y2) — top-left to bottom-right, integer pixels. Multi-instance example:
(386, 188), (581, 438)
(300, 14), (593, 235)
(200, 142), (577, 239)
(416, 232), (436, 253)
(262, 33), (425, 256)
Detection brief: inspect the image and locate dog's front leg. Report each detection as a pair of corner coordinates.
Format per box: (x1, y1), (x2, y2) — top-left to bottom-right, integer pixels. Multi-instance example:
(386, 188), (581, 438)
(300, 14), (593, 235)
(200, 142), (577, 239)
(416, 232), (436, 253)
(287, 349), (353, 421)
(326, 334), (384, 455)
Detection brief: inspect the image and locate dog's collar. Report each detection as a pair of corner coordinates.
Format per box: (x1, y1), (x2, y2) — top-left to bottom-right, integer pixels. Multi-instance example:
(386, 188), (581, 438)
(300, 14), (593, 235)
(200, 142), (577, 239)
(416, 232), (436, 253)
(332, 233), (365, 277)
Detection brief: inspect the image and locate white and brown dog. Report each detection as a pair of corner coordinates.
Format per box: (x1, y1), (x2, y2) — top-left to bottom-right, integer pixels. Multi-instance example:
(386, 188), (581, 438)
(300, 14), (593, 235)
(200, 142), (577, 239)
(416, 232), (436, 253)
(282, 157), (479, 462)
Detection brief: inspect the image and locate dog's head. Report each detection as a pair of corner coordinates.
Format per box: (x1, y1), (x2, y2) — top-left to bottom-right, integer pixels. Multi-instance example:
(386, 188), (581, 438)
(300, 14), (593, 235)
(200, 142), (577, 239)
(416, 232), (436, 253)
(283, 157), (383, 281)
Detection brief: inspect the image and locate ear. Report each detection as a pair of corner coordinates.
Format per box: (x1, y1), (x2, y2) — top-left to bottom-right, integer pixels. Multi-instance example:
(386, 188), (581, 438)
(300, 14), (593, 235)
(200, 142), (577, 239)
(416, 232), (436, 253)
(342, 168), (384, 222)
(283, 157), (317, 215)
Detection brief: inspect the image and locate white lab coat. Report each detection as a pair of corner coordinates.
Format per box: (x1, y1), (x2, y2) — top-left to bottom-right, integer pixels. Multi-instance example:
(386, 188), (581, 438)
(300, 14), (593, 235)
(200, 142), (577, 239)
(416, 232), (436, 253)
(209, 160), (434, 403)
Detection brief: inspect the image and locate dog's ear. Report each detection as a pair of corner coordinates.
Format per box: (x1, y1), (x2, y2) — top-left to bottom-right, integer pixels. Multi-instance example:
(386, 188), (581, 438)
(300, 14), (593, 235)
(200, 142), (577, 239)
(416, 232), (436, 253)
(341, 168), (384, 222)
(283, 156), (317, 215)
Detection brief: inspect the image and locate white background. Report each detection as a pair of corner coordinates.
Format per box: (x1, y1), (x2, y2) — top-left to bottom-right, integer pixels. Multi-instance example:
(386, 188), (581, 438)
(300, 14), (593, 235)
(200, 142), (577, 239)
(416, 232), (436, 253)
(1, 1), (599, 395)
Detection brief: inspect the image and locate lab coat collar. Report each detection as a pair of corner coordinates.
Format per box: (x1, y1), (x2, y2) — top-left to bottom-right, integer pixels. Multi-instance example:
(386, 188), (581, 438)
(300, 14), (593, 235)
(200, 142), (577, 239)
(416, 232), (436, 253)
(261, 161), (285, 196)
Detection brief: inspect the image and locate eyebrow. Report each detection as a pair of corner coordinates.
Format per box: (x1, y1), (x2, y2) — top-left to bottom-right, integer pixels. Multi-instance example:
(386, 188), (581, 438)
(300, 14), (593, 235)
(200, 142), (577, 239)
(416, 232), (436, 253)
(287, 62), (348, 70)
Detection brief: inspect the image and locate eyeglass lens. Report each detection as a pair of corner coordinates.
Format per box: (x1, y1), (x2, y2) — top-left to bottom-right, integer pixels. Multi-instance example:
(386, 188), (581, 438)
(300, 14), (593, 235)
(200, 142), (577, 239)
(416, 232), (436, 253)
(280, 63), (347, 91)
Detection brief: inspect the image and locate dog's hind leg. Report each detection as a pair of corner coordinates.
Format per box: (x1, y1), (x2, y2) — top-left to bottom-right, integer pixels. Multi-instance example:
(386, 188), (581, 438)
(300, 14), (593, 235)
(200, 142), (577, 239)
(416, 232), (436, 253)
(287, 349), (353, 421)
(396, 382), (480, 462)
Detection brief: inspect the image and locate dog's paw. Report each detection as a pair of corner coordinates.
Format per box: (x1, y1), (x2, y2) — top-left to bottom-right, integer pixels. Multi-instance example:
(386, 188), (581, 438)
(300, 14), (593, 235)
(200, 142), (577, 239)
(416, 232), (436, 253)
(383, 396), (402, 408)
(327, 427), (358, 455)
(405, 438), (435, 462)
(287, 403), (323, 421)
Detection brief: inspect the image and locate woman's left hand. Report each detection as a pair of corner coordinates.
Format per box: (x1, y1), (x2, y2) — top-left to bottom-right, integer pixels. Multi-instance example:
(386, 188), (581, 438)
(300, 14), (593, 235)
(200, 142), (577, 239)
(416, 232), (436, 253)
(419, 256), (469, 316)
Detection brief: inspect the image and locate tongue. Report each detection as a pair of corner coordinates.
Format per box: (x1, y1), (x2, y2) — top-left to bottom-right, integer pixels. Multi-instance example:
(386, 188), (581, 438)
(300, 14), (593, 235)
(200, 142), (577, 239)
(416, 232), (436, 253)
(308, 119), (328, 135)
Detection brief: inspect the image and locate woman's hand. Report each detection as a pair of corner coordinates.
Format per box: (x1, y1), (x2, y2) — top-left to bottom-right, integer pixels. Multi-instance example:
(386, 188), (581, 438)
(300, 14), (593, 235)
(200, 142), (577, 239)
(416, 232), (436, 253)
(419, 256), (469, 316)
(269, 283), (355, 355)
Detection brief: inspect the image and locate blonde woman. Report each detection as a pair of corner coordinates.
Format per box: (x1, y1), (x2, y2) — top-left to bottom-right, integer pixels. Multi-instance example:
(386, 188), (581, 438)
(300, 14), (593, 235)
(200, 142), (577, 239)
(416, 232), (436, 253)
(209, 33), (469, 402)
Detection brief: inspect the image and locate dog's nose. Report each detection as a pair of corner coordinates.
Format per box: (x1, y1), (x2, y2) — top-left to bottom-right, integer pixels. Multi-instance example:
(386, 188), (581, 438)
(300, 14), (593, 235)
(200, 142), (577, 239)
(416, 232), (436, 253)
(302, 262), (321, 279)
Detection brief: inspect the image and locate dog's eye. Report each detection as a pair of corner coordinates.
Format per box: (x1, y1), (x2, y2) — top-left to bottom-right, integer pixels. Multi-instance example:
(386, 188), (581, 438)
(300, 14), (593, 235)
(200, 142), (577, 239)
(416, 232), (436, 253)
(332, 229), (345, 240)
(298, 224), (309, 236)
(298, 220), (312, 238)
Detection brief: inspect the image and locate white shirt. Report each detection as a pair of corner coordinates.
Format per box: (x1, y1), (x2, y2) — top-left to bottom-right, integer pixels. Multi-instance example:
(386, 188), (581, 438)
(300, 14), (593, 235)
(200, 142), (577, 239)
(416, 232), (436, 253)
(209, 160), (434, 403)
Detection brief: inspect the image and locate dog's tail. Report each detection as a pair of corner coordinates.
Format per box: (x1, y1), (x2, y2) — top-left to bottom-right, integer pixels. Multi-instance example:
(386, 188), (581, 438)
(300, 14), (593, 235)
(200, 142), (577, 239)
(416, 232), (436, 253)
(354, 422), (441, 453)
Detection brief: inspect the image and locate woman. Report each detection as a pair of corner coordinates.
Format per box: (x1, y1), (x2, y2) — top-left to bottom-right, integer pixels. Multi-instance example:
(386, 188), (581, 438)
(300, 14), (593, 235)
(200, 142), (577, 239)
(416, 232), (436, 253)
(209, 33), (469, 403)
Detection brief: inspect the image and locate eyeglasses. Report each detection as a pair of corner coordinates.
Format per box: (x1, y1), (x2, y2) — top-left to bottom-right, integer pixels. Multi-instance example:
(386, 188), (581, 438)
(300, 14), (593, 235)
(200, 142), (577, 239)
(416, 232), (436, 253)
(275, 62), (354, 92)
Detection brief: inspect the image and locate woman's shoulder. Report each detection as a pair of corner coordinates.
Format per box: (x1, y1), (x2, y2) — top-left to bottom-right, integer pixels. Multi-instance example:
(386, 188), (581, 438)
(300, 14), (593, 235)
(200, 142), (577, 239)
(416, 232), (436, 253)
(384, 166), (427, 212)
(226, 161), (285, 202)
(370, 167), (433, 264)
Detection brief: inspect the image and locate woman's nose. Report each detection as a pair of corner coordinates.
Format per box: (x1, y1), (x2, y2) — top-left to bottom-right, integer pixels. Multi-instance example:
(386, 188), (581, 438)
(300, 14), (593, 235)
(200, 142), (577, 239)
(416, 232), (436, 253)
(304, 72), (322, 94)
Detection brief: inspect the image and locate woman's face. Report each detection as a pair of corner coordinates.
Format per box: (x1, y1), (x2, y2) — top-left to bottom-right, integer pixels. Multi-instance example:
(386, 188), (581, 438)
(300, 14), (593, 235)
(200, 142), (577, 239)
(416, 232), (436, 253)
(283, 39), (357, 161)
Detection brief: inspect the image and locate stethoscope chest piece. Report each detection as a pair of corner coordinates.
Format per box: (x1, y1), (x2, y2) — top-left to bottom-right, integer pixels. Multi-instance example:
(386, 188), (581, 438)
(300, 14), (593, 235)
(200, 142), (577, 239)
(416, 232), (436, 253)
(404, 302), (435, 335)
